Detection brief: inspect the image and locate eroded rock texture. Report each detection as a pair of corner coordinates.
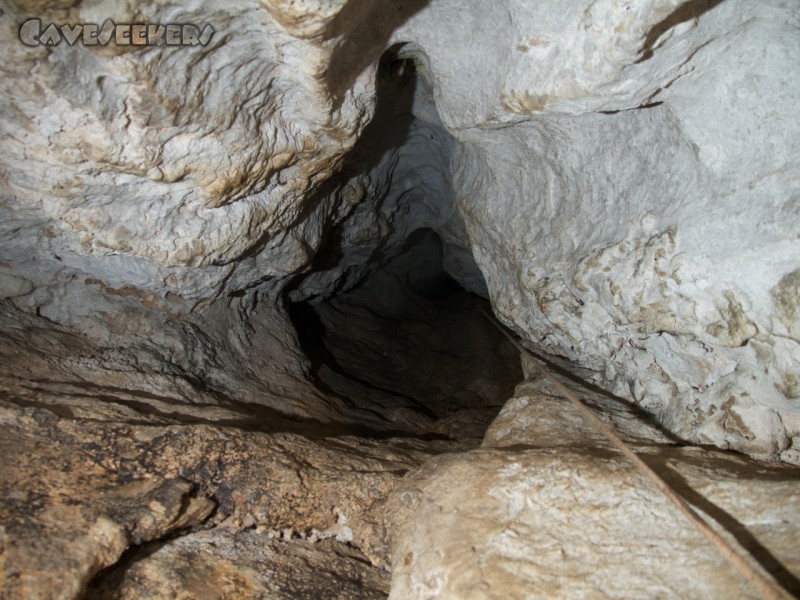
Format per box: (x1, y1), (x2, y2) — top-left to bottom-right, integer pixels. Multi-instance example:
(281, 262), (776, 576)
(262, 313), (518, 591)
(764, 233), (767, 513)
(1, 0), (799, 597)
(87, 532), (391, 600)
(0, 396), (471, 598)
(387, 369), (800, 598)
(1, 0), (798, 458)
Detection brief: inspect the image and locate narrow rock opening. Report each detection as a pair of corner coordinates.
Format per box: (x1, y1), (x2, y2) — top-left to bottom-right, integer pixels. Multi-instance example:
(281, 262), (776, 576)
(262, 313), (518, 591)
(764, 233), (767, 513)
(289, 227), (522, 440)
(284, 43), (522, 441)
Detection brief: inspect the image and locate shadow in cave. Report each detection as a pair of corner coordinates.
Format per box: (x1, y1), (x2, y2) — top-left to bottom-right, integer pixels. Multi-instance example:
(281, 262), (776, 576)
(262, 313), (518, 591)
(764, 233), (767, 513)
(640, 450), (800, 596)
(226, 44), (419, 273)
(345, 43), (421, 177)
(286, 42), (521, 441)
(297, 44), (422, 278)
(636, 0), (726, 63)
(289, 229), (523, 440)
(325, 0), (432, 110)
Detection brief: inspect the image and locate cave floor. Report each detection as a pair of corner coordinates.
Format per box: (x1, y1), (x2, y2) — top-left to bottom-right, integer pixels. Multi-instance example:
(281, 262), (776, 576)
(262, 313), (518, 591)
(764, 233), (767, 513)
(3, 358), (800, 599)
(1, 263), (800, 598)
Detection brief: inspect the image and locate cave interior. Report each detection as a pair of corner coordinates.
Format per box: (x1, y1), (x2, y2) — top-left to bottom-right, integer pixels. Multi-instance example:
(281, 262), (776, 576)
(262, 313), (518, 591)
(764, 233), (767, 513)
(1, 2), (800, 599)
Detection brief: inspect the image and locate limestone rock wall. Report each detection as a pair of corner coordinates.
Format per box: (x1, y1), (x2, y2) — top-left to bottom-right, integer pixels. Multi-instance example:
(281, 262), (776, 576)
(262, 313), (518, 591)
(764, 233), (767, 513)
(0, 0), (377, 299)
(384, 373), (800, 599)
(383, 0), (800, 459)
(1, 0), (799, 460)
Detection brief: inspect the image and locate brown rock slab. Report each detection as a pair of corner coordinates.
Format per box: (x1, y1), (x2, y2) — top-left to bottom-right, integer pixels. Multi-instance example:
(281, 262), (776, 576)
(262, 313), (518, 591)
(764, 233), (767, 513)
(87, 530), (389, 600)
(385, 378), (800, 599)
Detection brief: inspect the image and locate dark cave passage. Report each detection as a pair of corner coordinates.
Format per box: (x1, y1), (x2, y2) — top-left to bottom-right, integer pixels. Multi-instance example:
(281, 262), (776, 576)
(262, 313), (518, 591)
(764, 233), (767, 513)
(289, 228), (523, 440)
(284, 44), (521, 441)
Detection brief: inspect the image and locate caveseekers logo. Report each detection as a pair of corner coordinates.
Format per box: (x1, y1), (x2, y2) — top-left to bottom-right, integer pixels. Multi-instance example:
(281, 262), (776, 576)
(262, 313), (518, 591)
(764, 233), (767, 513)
(19, 19), (215, 47)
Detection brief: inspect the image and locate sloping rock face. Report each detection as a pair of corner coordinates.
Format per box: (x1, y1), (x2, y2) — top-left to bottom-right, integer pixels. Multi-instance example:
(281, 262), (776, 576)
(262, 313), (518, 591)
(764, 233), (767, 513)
(386, 371), (800, 599)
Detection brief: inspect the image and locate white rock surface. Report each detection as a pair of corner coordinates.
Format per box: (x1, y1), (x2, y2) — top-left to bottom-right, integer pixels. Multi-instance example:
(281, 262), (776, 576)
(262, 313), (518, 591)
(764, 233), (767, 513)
(386, 376), (800, 599)
(0, 0), (376, 298)
(383, 0), (800, 458)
